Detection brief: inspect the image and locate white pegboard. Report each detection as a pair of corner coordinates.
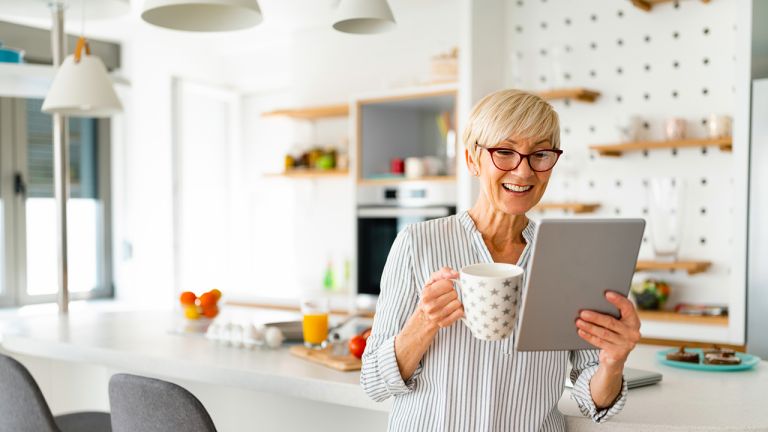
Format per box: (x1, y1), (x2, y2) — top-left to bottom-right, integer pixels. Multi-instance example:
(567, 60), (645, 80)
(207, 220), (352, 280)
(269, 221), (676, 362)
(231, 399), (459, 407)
(504, 0), (742, 342)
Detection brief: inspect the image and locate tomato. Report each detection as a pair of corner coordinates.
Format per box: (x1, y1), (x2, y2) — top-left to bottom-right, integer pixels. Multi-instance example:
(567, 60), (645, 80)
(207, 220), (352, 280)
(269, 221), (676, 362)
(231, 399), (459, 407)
(348, 335), (366, 359)
(360, 327), (372, 340)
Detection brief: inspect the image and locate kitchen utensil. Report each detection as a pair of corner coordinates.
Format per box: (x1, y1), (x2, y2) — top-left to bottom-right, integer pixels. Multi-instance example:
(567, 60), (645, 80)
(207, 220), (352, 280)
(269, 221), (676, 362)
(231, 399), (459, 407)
(0, 42), (24, 63)
(289, 345), (362, 371)
(708, 114), (732, 139)
(404, 157), (425, 179)
(452, 263), (524, 341)
(647, 177), (685, 261)
(617, 115), (646, 142)
(390, 158), (404, 174)
(665, 117), (687, 140)
(657, 348), (760, 372)
(422, 156), (443, 176)
(301, 296), (329, 349)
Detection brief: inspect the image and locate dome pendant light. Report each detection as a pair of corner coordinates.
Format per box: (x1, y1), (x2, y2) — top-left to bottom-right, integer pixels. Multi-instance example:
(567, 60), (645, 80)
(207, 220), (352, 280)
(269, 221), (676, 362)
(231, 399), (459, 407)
(141, 0), (263, 32)
(333, 0), (396, 34)
(42, 36), (123, 117)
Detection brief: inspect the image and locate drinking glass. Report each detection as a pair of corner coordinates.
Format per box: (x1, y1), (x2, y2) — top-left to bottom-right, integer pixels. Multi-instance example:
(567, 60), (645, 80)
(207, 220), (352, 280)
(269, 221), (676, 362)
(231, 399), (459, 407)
(301, 296), (329, 349)
(647, 178), (685, 261)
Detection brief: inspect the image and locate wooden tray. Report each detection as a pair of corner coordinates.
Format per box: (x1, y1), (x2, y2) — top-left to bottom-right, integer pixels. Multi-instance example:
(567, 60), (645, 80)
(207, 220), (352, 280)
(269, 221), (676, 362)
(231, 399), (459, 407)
(289, 345), (362, 371)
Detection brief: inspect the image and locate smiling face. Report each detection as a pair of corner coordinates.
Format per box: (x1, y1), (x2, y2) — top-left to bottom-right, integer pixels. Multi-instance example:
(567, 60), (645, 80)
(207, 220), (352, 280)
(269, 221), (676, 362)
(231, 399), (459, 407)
(462, 89), (561, 216)
(467, 137), (555, 215)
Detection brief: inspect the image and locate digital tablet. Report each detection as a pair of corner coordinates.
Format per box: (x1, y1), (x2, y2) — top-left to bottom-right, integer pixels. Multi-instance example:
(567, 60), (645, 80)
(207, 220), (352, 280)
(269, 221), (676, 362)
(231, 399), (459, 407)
(514, 218), (645, 351)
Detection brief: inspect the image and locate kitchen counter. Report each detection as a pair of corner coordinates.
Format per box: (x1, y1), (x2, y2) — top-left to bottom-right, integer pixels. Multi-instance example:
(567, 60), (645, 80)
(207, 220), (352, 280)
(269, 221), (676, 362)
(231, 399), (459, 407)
(1, 309), (767, 431)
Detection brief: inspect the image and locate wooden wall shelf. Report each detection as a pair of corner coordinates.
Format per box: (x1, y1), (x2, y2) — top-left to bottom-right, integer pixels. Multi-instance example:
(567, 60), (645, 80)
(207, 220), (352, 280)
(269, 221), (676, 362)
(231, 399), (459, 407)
(358, 176), (456, 185)
(637, 310), (727, 327)
(265, 169), (349, 179)
(536, 88), (600, 103)
(534, 202), (601, 213)
(261, 104), (349, 119)
(590, 137), (732, 157)
(631, 0), (710, 12)
(636, 260), (712, 275)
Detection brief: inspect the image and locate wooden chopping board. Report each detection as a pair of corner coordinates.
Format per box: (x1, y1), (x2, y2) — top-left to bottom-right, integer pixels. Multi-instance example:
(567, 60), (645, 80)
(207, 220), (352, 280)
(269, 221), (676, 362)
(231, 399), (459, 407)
(289, 345), (362, 371)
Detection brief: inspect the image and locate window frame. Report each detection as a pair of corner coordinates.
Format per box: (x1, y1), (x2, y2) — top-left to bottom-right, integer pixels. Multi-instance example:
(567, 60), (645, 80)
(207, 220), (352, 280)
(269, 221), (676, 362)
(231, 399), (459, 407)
(0, 97), (113, 307)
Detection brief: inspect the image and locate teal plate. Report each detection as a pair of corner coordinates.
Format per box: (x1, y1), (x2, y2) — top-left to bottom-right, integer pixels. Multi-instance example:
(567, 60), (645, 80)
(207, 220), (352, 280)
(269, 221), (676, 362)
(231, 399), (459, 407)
(657, 348), (761, 372)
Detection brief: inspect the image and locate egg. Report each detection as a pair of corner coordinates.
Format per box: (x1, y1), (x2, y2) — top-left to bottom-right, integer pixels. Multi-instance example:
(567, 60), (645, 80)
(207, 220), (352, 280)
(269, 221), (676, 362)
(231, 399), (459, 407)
(264, 326), (284, 348)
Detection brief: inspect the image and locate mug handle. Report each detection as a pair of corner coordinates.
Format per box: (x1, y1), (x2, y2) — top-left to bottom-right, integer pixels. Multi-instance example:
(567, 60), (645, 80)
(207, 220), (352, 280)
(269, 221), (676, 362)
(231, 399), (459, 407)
(449, 278), (469, 326)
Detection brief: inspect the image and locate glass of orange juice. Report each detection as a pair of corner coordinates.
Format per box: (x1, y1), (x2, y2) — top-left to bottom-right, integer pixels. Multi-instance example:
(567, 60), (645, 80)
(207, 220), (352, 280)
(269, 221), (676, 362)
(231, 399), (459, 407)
(301, 296), (329, 349)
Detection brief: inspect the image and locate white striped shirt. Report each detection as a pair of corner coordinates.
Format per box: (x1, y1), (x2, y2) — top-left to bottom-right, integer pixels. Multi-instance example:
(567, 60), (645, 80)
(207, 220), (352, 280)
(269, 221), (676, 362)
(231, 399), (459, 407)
(360, 211), (627, 431)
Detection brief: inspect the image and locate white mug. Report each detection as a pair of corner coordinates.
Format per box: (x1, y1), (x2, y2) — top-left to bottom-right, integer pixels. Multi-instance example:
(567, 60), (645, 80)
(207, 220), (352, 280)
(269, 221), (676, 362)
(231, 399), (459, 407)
(665, 117), (687, 141)
(708, 114), (732, 139)
(453, 263), (525, 341)
(405, 157), (425, 179)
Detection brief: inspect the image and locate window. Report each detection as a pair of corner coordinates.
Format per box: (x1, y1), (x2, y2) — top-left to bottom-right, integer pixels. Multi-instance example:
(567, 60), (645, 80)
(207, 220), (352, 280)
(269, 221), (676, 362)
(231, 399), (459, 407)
(0, 97), (112, 306)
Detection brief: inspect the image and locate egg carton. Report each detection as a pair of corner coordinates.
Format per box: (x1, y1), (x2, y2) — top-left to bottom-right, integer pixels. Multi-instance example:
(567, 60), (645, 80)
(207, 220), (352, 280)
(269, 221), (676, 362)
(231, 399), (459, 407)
(205, 321), (285, 349)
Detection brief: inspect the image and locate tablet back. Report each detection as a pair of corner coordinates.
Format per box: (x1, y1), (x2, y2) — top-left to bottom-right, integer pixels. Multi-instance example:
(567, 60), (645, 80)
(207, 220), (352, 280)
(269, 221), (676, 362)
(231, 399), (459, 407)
(514, 218), (645, 351)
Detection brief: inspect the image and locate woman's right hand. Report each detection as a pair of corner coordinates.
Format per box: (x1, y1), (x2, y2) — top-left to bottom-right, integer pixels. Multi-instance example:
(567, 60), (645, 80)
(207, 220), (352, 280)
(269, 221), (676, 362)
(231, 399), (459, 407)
(418, 267), (465, 328)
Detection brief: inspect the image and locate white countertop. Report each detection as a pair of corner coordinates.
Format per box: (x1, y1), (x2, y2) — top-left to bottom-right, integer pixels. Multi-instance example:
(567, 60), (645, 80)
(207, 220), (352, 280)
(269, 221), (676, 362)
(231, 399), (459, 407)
(1, 308), (767, 431)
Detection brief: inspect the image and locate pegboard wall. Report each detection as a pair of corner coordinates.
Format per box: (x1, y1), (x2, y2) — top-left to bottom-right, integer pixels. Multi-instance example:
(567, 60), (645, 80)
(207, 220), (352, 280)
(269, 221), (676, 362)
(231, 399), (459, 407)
(504, 0), (742, 342)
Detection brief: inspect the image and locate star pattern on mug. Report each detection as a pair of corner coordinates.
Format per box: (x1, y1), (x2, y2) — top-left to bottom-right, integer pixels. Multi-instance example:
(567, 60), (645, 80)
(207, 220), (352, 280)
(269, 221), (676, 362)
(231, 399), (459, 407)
(460, 274), (522, 341)
(503, 294), (512, 302)
(503, 279), (512, 287)
(490, 288), (499, 296)
(490, 303), (499, 309)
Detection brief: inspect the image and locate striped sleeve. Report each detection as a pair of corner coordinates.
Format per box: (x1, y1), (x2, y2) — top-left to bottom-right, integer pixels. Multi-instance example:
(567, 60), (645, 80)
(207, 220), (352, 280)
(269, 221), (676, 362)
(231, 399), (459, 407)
(360, 227), (422, 402)
(568, 349), (628, 423)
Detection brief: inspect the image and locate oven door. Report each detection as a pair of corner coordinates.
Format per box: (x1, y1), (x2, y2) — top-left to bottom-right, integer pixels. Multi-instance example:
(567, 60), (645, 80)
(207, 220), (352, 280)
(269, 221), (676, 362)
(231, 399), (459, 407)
(357, 206), (455, 297)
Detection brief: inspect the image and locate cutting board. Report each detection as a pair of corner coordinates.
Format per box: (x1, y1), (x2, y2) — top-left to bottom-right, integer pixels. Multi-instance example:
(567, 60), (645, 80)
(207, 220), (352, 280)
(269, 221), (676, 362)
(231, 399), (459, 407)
(289, 345), (362, 371)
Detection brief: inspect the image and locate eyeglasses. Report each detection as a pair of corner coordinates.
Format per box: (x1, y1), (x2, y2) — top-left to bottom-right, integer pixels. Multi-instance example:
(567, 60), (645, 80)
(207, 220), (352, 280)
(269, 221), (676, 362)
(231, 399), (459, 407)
(476, 142), (563, 172)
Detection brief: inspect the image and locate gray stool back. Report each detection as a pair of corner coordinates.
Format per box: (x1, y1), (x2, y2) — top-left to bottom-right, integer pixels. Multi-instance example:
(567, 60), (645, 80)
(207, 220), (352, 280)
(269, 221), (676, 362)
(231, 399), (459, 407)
(0, 353), (60, 432)
(108, 373), (217, 432)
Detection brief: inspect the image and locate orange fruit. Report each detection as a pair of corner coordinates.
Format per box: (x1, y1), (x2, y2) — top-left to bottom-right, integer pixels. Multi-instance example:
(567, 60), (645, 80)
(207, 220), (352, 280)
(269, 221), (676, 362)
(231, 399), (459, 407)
(201, 305), (219, 319)
(184, 305), (200, 320)
(198, 292), (217, 308)
(209, 288), (222, 300)
(180, 291), (197, 306)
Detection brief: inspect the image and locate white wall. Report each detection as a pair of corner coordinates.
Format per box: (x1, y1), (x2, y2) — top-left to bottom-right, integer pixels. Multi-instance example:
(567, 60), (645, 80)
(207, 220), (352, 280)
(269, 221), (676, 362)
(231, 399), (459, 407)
(232, 0), (459, 301)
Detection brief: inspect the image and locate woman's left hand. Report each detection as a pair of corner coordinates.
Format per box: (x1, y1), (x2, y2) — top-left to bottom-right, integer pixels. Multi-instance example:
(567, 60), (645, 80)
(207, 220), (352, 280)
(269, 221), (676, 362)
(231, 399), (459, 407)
(575, 291), (642, 369)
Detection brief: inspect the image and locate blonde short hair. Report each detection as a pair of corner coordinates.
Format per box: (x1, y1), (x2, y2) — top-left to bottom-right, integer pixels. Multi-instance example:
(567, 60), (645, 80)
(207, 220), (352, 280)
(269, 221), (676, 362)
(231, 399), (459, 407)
(462, 89), (560, 165)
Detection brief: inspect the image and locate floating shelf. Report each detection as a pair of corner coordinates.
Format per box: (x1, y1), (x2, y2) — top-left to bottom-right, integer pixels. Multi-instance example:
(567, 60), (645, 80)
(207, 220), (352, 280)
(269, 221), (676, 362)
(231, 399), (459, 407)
(536, 88), (601, 103)
(534, 202), (601, 214)
(631, 0), (710, 12)
(590, 137), (732, 157)
(265, 169), (349, 179)
(358, 176), (456, 185)
(637, 310), (727, 326)
(261, 104), (349, 119)
(636, 260), (712, 275)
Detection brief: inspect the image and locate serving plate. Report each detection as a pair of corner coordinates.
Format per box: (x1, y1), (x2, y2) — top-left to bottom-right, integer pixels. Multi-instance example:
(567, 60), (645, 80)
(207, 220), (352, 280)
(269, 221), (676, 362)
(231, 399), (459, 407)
(656, 348), (760, 372)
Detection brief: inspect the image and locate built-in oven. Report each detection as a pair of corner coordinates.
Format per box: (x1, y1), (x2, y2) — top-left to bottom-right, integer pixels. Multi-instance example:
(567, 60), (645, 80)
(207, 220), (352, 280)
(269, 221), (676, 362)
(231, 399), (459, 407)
(356, 183), (456, 302)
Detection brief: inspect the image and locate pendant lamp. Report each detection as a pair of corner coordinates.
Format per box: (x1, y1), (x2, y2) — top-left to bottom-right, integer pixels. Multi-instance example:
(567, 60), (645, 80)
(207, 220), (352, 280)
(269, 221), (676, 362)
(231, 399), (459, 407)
(333, 0), (396, 34)
(42, 37), (122, 117)
(141, 0), (263, 31)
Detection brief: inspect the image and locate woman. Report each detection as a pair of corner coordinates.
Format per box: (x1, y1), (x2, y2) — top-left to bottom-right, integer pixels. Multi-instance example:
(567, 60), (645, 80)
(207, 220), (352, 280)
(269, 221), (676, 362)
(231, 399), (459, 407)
(360, 89), (641, 431)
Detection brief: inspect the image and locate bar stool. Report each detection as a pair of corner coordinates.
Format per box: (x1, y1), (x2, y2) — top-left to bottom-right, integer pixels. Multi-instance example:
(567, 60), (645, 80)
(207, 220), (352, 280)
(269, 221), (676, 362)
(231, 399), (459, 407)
(0, 353), (111, 432)
(108, 373), (217, 432)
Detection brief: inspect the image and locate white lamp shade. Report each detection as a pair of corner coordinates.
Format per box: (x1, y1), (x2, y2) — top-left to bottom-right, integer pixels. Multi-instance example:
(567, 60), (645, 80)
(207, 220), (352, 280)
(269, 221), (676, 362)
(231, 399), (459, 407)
(0, 0), (129, 19)
(42, 54), (122, 118)
(141, 0), (263, 31)
(333, 0), (395, 34)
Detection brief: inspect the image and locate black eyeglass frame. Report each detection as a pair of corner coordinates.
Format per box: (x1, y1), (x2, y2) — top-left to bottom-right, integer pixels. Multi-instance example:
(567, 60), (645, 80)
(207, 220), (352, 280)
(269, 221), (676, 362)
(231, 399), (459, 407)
(475, 142), (564, 172)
